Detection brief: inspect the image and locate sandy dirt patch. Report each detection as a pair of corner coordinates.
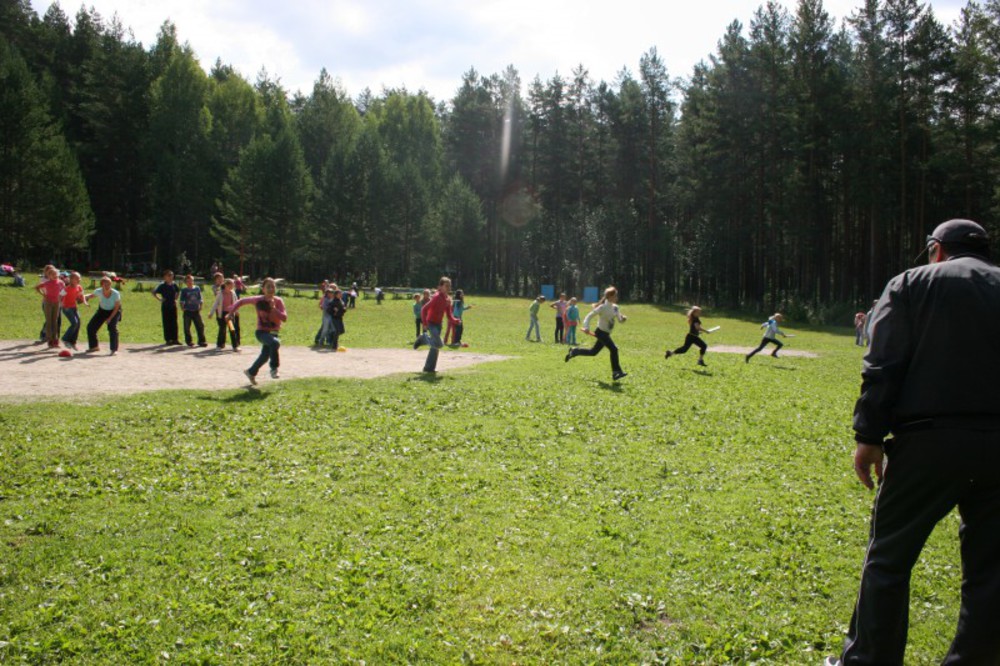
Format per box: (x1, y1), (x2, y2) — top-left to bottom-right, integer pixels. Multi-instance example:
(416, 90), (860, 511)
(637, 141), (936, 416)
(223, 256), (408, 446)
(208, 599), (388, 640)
(0, 340), (512, 400)
(708, 344), (818, 358)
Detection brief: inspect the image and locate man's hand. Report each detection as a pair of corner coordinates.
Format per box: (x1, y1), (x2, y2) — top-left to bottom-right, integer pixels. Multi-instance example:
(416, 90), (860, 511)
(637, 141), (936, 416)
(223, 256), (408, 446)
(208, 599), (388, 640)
(853, 443), (885, 490)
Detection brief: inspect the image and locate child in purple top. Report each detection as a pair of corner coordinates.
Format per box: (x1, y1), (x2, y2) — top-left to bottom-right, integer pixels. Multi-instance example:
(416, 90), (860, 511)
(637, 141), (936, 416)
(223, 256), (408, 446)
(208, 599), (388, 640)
(227, 277), (287, 384)
(179, 274), (207, 347)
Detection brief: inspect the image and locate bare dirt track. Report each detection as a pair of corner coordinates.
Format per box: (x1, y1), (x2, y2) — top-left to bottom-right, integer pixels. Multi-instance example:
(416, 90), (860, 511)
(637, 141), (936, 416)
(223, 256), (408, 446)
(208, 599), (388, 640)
(709, 344), (818, 358)
(0, 340), (511, 401)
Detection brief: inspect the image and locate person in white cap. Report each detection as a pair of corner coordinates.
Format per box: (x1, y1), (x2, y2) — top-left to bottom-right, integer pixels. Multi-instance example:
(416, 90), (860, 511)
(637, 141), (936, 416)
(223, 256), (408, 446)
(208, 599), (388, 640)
(827, 219), (1000, 666)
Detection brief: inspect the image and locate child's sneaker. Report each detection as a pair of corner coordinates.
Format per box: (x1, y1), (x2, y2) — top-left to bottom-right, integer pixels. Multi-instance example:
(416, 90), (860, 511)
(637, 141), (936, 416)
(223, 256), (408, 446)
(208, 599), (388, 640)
(612, 371), (628, 381)
(270, 368), (279, 379)
(664, 350), (672, 359)
(697, 359), (707, 367)
(244, 369), (256, 385)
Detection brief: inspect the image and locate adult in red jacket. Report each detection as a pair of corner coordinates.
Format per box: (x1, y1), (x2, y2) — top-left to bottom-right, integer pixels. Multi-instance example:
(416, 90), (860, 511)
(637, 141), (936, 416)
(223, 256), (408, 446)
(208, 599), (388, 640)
(414, 276), (460, 373)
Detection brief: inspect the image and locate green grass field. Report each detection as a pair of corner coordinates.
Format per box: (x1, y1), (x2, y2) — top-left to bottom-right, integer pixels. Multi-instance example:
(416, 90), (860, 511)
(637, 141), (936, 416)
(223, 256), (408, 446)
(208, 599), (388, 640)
(0, 280), (961, 664)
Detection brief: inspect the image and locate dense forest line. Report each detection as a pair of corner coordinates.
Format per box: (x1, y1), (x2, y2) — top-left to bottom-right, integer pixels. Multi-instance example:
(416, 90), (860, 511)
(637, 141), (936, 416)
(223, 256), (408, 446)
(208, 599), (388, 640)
(2, 0), (999, 316)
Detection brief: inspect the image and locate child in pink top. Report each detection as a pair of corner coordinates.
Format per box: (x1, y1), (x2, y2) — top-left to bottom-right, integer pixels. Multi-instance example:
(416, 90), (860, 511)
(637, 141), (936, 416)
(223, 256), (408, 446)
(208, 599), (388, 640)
(211, 278), (240, 351)
(227, 277), (286, 384)
(35, 265), (65, 347)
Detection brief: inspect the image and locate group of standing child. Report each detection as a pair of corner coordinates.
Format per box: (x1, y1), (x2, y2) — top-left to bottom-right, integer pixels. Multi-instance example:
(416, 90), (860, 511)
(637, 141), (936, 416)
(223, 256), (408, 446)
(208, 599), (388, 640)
(526, 293), (582, 344)
(35, 265), (122, 354)
(153, 270), (242, 351)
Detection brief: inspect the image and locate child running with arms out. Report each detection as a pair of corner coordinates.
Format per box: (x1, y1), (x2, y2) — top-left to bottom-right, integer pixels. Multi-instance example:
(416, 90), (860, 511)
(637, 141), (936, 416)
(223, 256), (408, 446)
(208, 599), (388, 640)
(745, 313), (790, 362)
(227, 277), (287, 385)
(665, 306), (713, 367)
(414, 277), (460, 373)
(565, 286), (628, 381)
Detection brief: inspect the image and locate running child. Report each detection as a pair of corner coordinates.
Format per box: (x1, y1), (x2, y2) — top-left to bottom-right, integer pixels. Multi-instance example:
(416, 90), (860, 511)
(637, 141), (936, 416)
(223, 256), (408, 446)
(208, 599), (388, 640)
(526, 295), (545, 342)
(179, 274), (208, 347)
(565, 286), (628, 381)
(35, 265), (64, 348)
(414, 277), (460, 373)
(565, 297), (580, 346)
(84, 276), (122, 355)
(746, 313), (789, 362)
(152, 270), (180, 345)
(227, 277), (287, 384)
(210, 277), (240, 351)
(665, 306), (712, 367)
(550, 292), (568, 343)
(60, 271), (86, 350)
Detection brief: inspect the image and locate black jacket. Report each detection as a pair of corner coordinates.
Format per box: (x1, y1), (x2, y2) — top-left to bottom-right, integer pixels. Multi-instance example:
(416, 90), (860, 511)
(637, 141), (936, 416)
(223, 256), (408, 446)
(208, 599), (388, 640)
(853, 254), (1000, 444)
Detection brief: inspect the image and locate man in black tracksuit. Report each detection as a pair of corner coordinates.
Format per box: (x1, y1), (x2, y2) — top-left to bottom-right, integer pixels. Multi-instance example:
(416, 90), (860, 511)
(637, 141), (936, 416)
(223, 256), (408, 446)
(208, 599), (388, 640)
(830, 219), (1000, 665)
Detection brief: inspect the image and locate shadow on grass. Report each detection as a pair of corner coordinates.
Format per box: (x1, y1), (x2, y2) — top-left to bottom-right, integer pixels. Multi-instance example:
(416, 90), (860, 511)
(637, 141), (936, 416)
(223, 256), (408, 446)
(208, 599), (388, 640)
(409, 372), (444, 383)
(197, 388), (270, 403)
(596, 380), (624, 392)
(688, 368), (713, 377)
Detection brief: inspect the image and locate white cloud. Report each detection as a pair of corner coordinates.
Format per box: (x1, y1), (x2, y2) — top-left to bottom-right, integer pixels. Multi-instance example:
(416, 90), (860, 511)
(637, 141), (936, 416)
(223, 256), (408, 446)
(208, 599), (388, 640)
(29, 0), (968, 102)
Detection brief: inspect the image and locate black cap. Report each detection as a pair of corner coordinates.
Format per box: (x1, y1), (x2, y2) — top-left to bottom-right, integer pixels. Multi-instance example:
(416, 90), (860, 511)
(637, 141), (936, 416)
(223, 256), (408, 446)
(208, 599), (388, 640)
(928, 219), (989, 246)
(916, 218), (990, 262)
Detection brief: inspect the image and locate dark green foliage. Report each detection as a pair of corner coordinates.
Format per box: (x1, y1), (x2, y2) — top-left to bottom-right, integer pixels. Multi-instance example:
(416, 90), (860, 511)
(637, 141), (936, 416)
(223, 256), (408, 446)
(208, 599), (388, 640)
(3, 0), (1000, 312)
(0, 37), (93, 263)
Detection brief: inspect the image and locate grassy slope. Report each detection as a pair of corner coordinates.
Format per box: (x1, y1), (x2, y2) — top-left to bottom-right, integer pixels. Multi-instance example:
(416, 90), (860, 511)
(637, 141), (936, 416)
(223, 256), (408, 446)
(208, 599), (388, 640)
(0, 281), (960, 664)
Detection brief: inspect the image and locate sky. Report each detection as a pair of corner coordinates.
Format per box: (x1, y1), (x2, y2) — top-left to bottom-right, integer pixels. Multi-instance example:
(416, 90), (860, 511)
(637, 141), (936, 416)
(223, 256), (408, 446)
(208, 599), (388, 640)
(28, 0), (969, 103)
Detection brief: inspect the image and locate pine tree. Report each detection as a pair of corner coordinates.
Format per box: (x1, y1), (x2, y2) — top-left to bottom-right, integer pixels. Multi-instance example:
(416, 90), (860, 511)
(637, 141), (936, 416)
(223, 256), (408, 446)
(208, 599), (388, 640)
(0, 38), (93, 262)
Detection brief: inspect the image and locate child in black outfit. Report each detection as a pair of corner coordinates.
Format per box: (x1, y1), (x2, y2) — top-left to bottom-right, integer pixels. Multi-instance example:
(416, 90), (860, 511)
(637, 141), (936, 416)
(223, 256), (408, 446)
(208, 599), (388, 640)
(152, 269), (181, 345)
(665, 306), (712, 367)
(326, 288), (347, 351)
